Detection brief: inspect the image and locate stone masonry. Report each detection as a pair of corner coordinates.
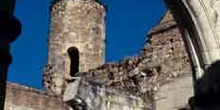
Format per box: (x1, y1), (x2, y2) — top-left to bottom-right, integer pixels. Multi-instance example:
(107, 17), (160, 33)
(4, 82), (69, 110)
(76, 11), (192, 96)
(43, 0), (106, 96)
(64, 11), (194, 110)
(3, 1), (197, 109)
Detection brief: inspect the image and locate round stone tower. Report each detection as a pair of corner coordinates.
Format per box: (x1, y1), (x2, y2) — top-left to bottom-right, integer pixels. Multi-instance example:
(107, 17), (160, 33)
(43, 0), (106, 96)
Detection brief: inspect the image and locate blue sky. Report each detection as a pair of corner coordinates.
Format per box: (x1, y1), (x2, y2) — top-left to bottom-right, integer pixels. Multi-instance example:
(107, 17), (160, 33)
(8, 0), (166, 89)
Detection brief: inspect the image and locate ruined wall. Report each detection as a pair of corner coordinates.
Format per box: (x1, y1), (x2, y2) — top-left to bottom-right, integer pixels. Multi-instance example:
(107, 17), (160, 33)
(149, 11), (194, 110)
(76, 11), (192, 95)
(44, 0), (106, 96)
(65, 11), (194, 110)
(64, 78), (153, 110)
(4, 82), (68, 110)
(3, 8), (194, 110)
(155, 75), (193, 110)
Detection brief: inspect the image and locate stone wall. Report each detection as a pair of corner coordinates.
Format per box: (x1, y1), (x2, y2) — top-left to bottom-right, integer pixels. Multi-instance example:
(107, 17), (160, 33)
(44, 0), (106, 96)
(65, 11), (194, 110)
(155, 75), (193, 110)
(3, 9), (194, 110)
(4, 82), (68, 110)
(64, 78), (153, 110)
(149, 11), (194, 110)
(76, 10), (192, 96)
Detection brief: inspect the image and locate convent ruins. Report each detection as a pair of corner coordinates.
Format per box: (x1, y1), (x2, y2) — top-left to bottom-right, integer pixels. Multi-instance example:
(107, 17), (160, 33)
(2, 0), (220, 110)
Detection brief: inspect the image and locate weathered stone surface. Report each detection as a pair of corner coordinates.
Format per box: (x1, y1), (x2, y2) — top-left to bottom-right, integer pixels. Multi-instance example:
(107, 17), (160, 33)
(7, 10), (194, 110)
(44, 0), (106, 96)
(7, 0), (220, 109)
(60, 11), (194, 110)
(154, 75), (193, 110)
(165, 0), (220, 78)
(149, 11), (176, 35)
(76, 11), (192, 98)
(63, 78), (153, 110)
(4, 82), (69, 110)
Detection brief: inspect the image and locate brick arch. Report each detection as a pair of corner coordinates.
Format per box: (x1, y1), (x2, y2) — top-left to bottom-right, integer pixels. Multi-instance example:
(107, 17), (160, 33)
(164, 0), (220, 79)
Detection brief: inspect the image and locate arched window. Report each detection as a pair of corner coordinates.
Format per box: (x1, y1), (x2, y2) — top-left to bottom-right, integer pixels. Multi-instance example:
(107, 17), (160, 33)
(67, 47), (79, 77)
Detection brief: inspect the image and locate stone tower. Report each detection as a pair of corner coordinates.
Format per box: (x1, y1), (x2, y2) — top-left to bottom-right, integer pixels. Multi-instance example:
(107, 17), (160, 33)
(43, 0), (106, 96)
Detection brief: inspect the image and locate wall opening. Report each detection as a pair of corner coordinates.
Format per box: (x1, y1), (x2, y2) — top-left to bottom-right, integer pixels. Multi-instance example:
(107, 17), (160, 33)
(67, 47), (79, 77)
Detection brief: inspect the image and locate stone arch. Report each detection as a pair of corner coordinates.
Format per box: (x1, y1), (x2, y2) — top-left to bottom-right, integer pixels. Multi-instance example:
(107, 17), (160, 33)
(67, 47), (79, 77)
(164, 0), (220, 79)
(153, 1), (220, 109)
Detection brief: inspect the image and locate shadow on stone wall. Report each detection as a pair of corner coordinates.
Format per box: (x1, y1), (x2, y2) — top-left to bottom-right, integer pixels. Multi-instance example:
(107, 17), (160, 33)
(189, 61), (220, 110)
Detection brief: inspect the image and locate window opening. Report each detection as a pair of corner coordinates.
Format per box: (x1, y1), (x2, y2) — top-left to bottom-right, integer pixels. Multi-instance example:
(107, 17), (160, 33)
(67, 47), (79, 77)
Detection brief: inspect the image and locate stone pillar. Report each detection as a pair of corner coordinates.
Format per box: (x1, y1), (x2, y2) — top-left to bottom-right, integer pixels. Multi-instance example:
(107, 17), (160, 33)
(43, 0), (106, 96)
